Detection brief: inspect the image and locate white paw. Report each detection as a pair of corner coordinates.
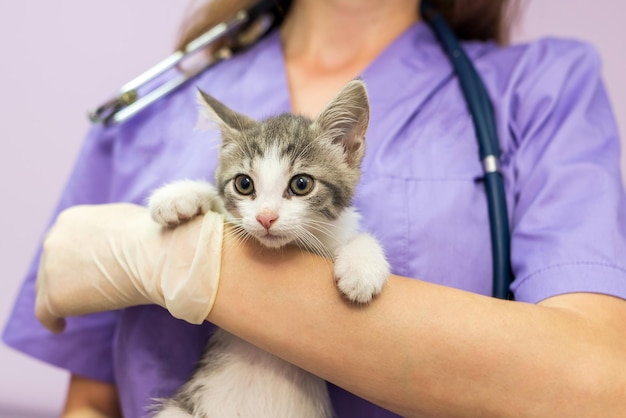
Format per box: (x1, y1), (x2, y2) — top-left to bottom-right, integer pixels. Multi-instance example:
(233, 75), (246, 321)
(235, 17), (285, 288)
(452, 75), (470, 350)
(148, 179), (219, 227)
(152, 405), (193, 418)
(334, 233), (390, 304)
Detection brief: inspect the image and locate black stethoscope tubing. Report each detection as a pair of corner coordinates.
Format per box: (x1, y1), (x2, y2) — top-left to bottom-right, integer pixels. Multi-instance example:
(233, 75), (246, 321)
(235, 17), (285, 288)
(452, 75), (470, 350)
(421, 1), (513, 299)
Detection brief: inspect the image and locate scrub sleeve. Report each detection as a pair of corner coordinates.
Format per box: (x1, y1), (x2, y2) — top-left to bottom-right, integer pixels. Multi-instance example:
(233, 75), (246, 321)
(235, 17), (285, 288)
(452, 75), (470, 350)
(3, 124), (120, 383)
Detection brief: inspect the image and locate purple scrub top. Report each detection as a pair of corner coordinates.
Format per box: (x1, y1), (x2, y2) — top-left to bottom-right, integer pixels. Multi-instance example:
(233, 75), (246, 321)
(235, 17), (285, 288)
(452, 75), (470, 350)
(4, 22), (626, 417)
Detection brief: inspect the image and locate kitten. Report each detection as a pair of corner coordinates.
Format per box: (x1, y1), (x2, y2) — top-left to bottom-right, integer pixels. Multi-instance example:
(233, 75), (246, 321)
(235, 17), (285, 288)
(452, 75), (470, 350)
(148, 80), (390, 418)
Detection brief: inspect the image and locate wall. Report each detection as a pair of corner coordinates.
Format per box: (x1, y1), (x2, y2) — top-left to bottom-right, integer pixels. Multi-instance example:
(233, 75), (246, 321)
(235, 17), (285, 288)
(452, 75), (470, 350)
(0, 1), (624, 416)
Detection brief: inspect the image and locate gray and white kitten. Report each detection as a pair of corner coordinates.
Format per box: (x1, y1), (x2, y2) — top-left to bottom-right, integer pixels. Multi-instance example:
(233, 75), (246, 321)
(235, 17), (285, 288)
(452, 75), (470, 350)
(148, 80), (390, 418)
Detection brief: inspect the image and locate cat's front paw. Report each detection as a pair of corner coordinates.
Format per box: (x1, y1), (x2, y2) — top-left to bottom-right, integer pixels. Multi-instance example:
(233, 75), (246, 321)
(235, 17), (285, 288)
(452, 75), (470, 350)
(151, 404), (193, 418)
(148, 180), (220, 227)
(333, 233), (390, 304)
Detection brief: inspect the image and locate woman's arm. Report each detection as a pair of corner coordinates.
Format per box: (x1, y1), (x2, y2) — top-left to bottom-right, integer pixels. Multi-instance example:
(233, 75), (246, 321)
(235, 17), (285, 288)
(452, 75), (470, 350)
(210, 236), (626, 417)
(61, 375), (121, 418)
(32, 204), (626, 416)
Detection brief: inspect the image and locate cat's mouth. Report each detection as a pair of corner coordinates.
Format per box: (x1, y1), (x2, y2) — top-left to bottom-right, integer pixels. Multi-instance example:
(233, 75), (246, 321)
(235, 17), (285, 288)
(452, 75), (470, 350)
(256, 231), (291, 248)
(262, 231), (286, 241)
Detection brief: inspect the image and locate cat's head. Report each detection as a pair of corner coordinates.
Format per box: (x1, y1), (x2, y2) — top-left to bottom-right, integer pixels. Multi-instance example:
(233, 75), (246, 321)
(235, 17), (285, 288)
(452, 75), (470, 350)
(198, 80), (370, 249)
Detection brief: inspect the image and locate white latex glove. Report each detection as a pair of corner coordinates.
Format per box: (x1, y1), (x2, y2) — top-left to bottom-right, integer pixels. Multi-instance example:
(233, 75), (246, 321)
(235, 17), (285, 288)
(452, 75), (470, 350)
(35, 203), (224, 333)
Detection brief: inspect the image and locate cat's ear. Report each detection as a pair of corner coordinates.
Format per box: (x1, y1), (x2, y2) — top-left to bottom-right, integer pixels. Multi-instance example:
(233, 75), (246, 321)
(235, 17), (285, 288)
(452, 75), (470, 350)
(312, 79), (370, 167)
(196, 88), (257, 133)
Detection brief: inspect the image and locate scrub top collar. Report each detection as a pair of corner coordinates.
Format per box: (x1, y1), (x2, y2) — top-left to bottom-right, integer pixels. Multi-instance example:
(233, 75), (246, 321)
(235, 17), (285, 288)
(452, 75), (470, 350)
(209, 20), (496, 123)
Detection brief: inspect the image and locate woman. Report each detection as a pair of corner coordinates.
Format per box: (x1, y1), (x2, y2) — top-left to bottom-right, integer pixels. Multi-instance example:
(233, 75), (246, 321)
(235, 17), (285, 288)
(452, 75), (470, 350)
(5, 0), (626, 417)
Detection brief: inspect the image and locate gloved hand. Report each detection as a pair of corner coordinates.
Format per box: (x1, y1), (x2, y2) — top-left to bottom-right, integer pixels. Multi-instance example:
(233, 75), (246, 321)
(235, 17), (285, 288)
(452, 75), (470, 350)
(35, 203), (224, 333)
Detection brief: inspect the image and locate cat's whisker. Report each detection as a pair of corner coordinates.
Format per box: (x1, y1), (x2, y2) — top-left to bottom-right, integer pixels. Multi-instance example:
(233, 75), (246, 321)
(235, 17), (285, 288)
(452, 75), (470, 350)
(233, 116), (259, 161)
(292, 226), (334, 261)
(293, 234), (327, 260)
(291, 231), (336, 277)
(302, 227), (338, 247)
(231, 140), (250, 161)
(222, 221), (254, 253)
(222, 233), (245, 254)
(293, 140), (317, 162)
(229, 225), (251, 244)
(304, 218), (336, 226)
(303, 218), (340, 230)
(300, 221), (340, 246)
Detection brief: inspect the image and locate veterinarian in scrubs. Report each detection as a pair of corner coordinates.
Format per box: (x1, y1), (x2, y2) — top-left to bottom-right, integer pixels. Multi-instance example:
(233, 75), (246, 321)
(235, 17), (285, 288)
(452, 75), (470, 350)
(4, 0), (626, 416)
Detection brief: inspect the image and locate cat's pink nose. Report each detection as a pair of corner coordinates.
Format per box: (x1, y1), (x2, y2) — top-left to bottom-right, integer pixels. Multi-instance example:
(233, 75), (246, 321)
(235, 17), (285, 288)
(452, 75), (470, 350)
(256, 210), (278, 230)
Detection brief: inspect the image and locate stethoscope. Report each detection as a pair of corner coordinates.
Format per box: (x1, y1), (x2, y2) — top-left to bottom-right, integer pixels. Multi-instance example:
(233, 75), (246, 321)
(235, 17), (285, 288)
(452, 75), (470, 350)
(89, 0), (513, 300)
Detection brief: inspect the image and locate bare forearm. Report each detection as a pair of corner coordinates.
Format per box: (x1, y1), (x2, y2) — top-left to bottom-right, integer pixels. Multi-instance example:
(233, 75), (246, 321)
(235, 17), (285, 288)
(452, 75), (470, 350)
(62, 409), (115, 418)
(62, 375), (121, 418)
(209, 241), (626, 417)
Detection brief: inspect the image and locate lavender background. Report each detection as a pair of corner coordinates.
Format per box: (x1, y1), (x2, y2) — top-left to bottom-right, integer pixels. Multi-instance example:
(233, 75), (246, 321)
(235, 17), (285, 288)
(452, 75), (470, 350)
(0, 1), (623, 416)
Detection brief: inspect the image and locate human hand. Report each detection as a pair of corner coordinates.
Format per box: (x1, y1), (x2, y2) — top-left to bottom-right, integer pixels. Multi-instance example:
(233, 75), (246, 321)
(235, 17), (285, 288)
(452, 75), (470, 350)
(35, 203), (224, 333)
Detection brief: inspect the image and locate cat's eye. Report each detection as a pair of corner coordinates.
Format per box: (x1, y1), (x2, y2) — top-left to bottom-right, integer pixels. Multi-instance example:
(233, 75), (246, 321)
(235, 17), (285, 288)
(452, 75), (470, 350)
(289, 175), (314, 196)
(234, 174), (254, 195)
